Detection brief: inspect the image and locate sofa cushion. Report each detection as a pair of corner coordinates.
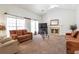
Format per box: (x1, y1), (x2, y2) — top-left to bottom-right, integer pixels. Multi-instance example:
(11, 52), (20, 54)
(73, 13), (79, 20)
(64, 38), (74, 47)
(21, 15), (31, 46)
(18, 35), (27, 39)
(66, 33), (72, 35)
(17, 30), (22, 36)
(22, 30), (27, 35)
(10, 30), (16, 34)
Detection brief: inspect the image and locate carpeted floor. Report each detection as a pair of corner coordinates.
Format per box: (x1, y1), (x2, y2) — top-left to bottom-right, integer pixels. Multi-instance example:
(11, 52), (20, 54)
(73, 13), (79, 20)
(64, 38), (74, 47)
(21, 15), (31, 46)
(18, 34), (66, 54)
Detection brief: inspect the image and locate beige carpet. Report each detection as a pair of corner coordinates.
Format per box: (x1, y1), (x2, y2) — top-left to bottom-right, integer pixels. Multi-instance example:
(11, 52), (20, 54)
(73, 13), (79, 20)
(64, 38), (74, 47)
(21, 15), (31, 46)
(18, 34), (66, 54)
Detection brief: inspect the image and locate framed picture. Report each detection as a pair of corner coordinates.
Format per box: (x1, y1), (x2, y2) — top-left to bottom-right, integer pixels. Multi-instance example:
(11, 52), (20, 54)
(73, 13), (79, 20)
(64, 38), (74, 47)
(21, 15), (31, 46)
(50, 19), (59, 26)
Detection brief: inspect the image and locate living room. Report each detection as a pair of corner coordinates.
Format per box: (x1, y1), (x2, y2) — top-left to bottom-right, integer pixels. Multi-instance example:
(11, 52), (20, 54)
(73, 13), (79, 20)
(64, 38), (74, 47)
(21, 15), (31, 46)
(0, 4), (79, 54)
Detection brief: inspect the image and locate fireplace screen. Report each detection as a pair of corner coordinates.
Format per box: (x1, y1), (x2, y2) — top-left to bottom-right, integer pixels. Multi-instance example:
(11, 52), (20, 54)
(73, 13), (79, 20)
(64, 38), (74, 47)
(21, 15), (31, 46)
(51, 29), (59, 34)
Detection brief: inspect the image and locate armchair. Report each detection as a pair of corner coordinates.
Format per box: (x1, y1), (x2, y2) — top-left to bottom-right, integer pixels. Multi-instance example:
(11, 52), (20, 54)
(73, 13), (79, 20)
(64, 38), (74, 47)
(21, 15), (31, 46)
(66, 31), (79, 53)
(66, 39), (79, 54)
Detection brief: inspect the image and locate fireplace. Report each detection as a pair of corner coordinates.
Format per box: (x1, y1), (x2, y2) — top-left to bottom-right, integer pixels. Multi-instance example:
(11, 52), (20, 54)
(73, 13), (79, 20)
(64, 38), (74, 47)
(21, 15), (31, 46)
(49, 26), (60, 34)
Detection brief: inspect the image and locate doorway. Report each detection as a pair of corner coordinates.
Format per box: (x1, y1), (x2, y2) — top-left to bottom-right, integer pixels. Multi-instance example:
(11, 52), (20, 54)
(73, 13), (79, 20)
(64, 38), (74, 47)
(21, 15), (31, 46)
(31, 20), (38, 34)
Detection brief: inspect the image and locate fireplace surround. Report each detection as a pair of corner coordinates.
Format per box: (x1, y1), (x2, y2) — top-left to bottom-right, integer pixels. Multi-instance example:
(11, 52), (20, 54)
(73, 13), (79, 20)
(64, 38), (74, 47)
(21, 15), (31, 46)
(49, 26), (60, 34)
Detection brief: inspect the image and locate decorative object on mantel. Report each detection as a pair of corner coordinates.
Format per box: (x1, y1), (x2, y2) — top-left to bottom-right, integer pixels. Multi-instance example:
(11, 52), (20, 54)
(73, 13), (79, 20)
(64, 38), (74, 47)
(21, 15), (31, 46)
(50, 19), (59, 26)
(70, 24), (77, 32)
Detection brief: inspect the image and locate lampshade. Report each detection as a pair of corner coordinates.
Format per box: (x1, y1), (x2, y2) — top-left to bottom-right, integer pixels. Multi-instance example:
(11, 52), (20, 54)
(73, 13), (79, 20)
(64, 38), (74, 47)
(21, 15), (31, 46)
(0, 24), (6, 30)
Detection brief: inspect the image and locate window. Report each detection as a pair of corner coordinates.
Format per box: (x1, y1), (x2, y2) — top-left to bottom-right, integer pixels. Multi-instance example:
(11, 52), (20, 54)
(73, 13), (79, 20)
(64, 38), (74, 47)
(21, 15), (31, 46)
(17, 19), (25, 29)
(6, 17), (25, 37)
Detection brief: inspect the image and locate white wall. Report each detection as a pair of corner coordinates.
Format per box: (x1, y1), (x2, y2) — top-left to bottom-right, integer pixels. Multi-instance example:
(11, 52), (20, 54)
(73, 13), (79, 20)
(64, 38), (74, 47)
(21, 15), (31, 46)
(76, 7), (79, 30)
(41, 8), (76, 35)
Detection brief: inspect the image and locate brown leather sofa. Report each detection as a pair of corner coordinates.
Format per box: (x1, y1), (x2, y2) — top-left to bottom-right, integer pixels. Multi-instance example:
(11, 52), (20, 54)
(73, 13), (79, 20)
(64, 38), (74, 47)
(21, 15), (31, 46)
(10, 29), (32, 43)
(66, 31), (79, 54)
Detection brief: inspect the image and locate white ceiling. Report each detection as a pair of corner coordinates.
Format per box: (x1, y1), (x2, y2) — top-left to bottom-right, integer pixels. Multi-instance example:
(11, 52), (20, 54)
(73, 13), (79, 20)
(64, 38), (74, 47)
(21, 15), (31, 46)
(16, 4), (79, 16)
(16, 4), (50, 16)
(0, 4), (79, 16)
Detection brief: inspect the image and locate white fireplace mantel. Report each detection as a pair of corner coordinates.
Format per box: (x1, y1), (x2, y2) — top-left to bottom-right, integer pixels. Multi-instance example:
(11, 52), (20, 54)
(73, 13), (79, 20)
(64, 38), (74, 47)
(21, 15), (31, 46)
(48, 25), (60, 29)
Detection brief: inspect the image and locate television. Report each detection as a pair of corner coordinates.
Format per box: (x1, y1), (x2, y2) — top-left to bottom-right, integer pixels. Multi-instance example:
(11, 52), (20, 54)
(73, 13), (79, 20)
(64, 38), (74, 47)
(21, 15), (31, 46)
(39, 23), (48, 34)
(39, 23), (47, 28)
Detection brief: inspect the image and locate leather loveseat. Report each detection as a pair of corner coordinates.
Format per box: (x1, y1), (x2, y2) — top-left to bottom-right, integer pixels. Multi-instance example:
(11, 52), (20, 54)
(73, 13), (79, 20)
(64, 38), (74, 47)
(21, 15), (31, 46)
(10, 29), (32, 43)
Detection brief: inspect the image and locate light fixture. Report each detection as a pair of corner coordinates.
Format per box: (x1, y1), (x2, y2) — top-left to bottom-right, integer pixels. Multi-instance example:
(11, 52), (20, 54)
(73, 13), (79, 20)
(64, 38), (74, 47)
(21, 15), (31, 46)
(49, 5), (59, 9)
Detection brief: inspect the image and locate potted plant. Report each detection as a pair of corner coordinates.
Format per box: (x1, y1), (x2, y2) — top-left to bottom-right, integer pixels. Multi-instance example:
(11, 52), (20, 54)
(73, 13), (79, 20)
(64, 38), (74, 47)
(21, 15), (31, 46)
(70, 24), (77, 32)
